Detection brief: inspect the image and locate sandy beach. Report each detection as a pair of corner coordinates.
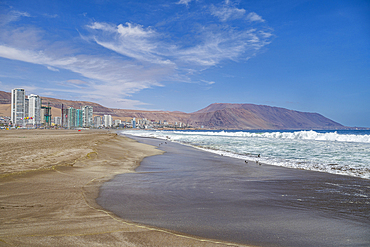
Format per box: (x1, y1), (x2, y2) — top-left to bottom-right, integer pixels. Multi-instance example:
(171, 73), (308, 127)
(0, 130), (247, 247)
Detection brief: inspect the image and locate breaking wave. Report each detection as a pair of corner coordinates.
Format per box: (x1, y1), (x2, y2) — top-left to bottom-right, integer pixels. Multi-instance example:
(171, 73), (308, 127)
(171, 130), (370, 143)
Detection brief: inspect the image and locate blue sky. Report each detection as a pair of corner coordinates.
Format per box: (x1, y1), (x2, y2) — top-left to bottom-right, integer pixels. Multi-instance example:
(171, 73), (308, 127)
(0, 0), (369, 127)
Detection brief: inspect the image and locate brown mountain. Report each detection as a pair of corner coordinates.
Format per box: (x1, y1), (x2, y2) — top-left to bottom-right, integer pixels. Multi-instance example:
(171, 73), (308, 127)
(0, 90), (344, 129)
(190, 103), (343, 129)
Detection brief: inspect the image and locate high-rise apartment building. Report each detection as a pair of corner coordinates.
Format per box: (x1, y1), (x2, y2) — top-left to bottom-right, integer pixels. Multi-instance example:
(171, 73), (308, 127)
(103, 115), (112, 127)
(40, 105), (51, 126)
(28, 94), (41, 126)
(82, 106), (93, 127)
(76, 109), (83, 127)
(11, 88), (25, 126)
(61, 108), (68, 128)
(67, 107), (76, 128)
(94, 116), (102, 128)
(25, 98), (29, 120)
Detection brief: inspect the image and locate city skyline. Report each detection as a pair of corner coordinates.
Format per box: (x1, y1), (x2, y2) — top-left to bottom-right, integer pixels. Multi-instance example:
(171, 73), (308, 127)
(0, 0), (369, 127)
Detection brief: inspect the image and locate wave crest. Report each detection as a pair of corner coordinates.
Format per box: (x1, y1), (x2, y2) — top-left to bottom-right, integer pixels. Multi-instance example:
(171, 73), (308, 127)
(171, 130), (370, 143)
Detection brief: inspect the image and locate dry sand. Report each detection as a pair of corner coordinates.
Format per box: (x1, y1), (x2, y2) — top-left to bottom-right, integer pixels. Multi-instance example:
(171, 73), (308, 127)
(0, 129), (248, 247)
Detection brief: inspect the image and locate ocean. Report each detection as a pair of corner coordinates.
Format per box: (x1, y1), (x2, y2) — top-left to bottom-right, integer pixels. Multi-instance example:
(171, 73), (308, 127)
(122, 129), (370, 179)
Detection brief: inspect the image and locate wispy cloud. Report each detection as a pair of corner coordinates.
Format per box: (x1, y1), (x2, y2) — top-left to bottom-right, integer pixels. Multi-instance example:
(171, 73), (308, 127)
(0, 2), (272, 109)
(201, 80), (215, 85)
(43, 13), (58, 18)
(247, 12), (265, 22)
(0, 44), (168, 107)
(47, 66), (59, 72)
(67, 79), (88, 85)
(0, 10), (30, 26)
(210, 5), (246, 22)
(87, 19), (271, 67)
(86, 22), (173, 65)
(177, 0), (193, 6)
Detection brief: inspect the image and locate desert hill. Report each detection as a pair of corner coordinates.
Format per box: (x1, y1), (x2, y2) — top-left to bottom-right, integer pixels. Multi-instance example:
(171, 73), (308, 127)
(191, 103), (342, 129)
(0, 90), (344, 129)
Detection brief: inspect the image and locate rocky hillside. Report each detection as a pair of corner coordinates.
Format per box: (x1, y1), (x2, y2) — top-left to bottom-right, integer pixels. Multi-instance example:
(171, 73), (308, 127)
(190, 103), (343, 129)
(0, 91), (344, 129)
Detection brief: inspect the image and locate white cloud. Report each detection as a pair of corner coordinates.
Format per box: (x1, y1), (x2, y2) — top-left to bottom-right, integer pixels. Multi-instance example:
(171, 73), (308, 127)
(175, 26), (270, 66)
(246, 12), (265, 22)
(210, 5), (246, 22)
(0, 4), (273, 109)
(67, 79), (87, 85)
(0, 10), (30, 26)
(0, 44), (169, 107)
(43, 13), (58, 18)
(87, 22), (172, 65)
(201, 80), (215, 85)
(177, 0), (193, 6)
(47, 66), (59, 72)
(87, 20), (272, 69)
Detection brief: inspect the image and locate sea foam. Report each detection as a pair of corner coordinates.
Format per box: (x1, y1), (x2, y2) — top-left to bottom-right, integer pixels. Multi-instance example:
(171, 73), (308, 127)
(122, 129), (370, 179)
(171, 130), (370, 143)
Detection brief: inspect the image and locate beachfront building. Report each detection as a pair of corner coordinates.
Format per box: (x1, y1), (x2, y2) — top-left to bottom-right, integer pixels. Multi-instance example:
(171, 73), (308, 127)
(11, 88), (25, 126)
(41, 105), (52, 126)
(28, 94), (41, 126)
(114, 119), (121, 127)
(82, 105), (93, 127)
(61, 108), (68, 128)
(94, 116), (102, 128)
(67, 107), (76, 128)
(103, 115), (112, 128)
(76, 109), (83, 127)
(54, 116), (61, 126)
(25, 98), (29, 121)
(66, 107), (84, 128)
(131, 118), (136, 128)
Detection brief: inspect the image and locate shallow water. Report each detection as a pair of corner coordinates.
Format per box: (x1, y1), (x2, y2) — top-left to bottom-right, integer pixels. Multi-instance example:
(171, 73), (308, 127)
(97, 135), (370, 247)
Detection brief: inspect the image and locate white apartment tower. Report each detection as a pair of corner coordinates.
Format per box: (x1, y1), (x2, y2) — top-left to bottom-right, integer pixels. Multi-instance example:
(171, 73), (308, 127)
(82, 105), (93, 127)
(94, 116), (102, 128)
(103, 115), (112, 127)
(11, 88), (25, 126)
(28, 94), (41, 126)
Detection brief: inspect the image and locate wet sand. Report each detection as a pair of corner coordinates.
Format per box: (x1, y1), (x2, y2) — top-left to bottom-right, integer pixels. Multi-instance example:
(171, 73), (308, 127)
(0, 130), (246, 247)
(98, 135), (370, 247)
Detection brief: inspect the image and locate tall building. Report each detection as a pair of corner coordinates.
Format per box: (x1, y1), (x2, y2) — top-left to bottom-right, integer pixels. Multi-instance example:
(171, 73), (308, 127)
(25, 98), (29, 121)
(131, 117), (136, 128)
(61, 108), (68, 128)
(67, 107), (76, 128)
(82, 106), (93, 127)
(94, 116), (102, 128)
(41, 105), (51, 126)
(76, 109), (83, 127)
(11, 88), (25, 126)
(54, 116), (62, 126)
(28, 94), (41, 126)
(103, 115), (112, 127)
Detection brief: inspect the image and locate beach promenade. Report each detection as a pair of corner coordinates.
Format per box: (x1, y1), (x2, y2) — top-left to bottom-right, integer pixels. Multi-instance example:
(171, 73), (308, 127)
(0, 130), (246, 247)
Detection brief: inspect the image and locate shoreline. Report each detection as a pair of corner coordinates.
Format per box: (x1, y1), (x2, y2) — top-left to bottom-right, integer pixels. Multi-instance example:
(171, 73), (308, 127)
(0, 129), (249, 247)
(100, 134), (370, 247)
